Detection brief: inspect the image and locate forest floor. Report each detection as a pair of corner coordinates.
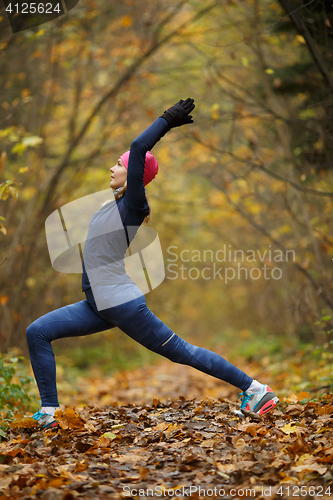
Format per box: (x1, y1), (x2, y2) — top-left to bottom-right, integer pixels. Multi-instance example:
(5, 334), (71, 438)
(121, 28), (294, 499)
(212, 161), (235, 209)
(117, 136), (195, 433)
(0, 355), (333, 500)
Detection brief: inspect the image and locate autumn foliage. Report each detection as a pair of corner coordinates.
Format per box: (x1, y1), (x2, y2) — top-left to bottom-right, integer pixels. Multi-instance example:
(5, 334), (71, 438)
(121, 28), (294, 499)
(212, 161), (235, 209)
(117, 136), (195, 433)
(0, 361), (333, 499)
(0, 1), (333, 496)
(0, 0), (332, 352)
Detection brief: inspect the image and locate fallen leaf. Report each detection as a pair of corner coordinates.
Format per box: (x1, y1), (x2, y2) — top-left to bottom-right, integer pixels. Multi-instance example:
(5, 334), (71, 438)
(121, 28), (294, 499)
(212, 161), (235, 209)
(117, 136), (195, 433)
(281, 423), (302, 435)
(216, 463), (236, 473)
(297, 391), (311, 401)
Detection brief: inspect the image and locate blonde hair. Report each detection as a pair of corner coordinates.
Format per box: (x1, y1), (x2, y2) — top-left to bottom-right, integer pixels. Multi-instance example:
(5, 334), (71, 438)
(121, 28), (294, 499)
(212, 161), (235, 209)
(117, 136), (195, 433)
(113, 181), (152, 224)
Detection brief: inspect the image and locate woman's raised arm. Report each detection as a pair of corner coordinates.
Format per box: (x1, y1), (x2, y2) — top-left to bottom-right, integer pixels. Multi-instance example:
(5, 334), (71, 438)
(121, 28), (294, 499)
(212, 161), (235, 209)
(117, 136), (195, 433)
(124, 98), (195, 211)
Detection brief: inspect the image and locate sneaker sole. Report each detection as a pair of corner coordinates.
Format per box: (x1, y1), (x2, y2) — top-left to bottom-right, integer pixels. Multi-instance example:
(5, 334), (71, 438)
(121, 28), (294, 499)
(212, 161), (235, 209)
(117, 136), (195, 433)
(42, 421), (59, 430)
(241, 396), (279, 417)
(258, 396), (279, 415)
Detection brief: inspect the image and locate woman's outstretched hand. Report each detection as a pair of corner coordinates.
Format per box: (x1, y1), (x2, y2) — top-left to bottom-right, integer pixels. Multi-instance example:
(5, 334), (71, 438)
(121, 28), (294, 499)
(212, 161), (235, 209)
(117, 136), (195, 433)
(160, 98), (195, 129)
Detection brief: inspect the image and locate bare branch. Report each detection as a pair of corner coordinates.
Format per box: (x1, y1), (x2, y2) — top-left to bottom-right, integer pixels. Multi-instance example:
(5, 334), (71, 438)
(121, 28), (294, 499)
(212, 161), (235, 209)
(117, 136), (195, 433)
(189, 134), (333, 198)
(204, 0), (317, 48)
(205, 171), (333, 309)
(283, 192), (333, 246)
(278, 0), (333, 92)
(39, 1), (219, 218)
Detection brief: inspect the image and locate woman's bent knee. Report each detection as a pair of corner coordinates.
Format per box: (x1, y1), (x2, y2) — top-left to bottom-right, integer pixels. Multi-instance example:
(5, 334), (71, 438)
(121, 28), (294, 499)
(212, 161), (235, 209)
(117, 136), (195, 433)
(26, 320), (49, 345)
(26, 322), (37, 343)
(26, 321), (46, 348)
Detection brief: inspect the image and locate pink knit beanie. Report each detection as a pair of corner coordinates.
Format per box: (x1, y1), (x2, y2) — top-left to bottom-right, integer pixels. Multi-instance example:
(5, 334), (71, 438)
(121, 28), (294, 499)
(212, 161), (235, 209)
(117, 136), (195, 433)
(119, 151), (158, 186)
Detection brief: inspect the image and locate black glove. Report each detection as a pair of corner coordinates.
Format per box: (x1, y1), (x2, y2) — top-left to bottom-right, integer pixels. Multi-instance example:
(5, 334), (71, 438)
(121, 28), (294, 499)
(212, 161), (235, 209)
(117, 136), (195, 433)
(160, 98), (195, 129)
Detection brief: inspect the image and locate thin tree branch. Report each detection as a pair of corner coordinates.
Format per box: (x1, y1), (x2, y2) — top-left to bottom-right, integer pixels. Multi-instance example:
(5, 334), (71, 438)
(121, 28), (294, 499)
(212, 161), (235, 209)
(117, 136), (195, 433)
(189, 134), (333, 198)
(204, 0), (316, 48)
(39, 1), (219, 218)
(283, 192), (333, 247)
(278, 0), (333, 91)
(187, 41), (280, 119)
(205, 171), (333, 309)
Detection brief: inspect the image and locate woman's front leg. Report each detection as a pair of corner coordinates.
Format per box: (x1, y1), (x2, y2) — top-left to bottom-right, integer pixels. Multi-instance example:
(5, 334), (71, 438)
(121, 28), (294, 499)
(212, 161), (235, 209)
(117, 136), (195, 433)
(26, 299), (113, 407)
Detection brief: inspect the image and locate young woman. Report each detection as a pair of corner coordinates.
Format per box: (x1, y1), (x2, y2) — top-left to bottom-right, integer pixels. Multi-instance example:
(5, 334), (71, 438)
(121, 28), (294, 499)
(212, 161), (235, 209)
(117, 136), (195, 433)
(26, 99), (279, 430)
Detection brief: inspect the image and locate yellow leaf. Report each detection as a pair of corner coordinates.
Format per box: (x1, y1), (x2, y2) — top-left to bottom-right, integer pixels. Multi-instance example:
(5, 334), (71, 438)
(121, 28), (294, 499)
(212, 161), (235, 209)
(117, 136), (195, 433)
(297, 391), (311, 401)
(121, 15), (133, 27)
(281, 423), (300, 435)
(295, 453), (312, 465)
(316, 427), (331, 434)
(296, 35), (306, 44)
(8, 186), (18, 201)
(314, 138), (324, 150)
(100, 432), (117, 439)
(282, 392), (298, 403)
(48, 479), (66, 488)
(110, 423), (124, 429)
(166, 422), (179, 430)
(210, 103), (220, 121)
(280, 476), (299, 484)
(0, 185), (9, 200)
(265, 68), (274, 74)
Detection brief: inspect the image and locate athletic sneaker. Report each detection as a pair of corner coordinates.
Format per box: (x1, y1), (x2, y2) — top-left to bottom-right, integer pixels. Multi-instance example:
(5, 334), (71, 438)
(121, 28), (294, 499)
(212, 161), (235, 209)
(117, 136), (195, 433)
(33, 409), (59, 430)
(237, 385), (279, 416)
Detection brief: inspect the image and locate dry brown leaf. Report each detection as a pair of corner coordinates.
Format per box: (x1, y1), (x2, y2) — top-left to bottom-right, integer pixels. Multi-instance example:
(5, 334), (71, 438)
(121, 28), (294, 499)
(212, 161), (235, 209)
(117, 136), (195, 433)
(291, 463), (327, 475)
(201, 438), (218, 447)
(317, 405), (333, 415)
(139, 467), (149, 479)
(282, 393), (298, 403)
(0, 476), (13, 495)
(55, 408), (86, 430)
(232, 460), (255, 471)
(237, 422), (265, 437)
(153, 422), (169, 432)
(216, 463), (236, 473)
(297, 391), (311, 401)
(114, 453), (144, 463)
(0, 445), (26, 457)
(287, 435), (307, 454)
(285, 404), (303, 416)
(10, 417), (36, 430)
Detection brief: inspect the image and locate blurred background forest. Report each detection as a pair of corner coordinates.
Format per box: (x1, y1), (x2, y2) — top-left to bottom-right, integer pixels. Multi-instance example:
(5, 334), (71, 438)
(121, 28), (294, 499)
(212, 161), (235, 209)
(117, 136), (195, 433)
(0, 0), (332, 396)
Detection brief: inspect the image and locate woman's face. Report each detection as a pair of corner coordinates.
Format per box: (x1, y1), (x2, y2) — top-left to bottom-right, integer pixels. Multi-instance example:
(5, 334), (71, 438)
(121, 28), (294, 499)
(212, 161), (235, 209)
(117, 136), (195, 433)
(110, 158), (127, 190)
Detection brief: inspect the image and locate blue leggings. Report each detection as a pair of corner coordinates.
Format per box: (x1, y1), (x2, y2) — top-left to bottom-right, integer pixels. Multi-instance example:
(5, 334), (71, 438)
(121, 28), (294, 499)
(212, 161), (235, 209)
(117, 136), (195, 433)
(26, 288), (252, 406)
